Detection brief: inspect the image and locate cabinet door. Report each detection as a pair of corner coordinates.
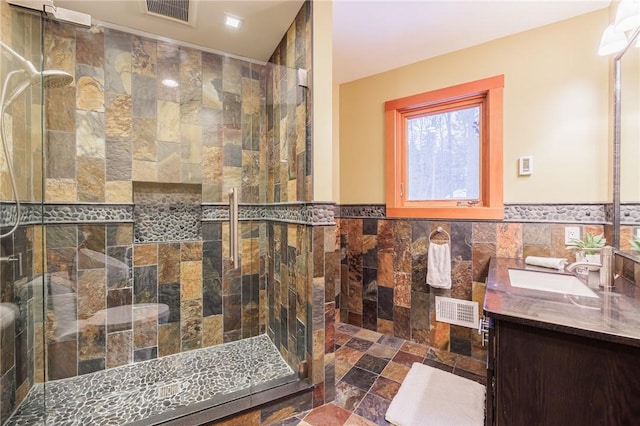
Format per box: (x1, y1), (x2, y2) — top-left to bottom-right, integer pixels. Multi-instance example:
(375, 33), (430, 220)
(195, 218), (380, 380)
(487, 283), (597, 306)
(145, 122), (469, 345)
(495, 320), (640, 425)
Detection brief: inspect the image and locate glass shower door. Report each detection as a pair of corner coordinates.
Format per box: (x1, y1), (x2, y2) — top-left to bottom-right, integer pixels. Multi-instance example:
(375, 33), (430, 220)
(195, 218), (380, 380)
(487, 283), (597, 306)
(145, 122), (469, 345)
(0, 4), (47, 425)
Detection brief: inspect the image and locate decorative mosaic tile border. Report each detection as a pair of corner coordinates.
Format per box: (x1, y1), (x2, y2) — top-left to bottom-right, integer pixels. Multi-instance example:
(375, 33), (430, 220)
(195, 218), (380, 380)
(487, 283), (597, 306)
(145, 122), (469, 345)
(337, 204), (386, 218)
(336, 203), (613, 224)
(0, 203), (135, 227)
(0, 202), (336, 228)
(503, 203), (607, 223)
(134, 204), (202, 243)
(202, 203), (336, 225)
(621, 204), (640, 225)
(5, 202), (627, 226)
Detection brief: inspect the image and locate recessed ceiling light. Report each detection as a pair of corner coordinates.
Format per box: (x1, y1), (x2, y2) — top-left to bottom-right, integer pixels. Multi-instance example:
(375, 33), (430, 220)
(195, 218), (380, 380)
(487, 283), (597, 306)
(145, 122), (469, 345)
(162, 78), (179, 88)
(225, 14), (242, 29)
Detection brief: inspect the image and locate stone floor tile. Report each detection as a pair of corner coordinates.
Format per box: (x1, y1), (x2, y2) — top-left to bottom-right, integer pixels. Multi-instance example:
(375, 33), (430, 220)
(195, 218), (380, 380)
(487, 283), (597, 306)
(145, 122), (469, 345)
(391, 350), (424, 368)
(354, 329), (382, 343)
(302, 403), (351, 426)
(334, 381), (367, 412)
(369, 376), (400, 401)
(344, 337), (375, 352)
(354, 393), (391, 426)
(380, 361), (410, 383)
(354, 354), (389, 375)
(399, 341), (428, 358)
(365, 344), (397, 361)
(341, 367), (378, 392)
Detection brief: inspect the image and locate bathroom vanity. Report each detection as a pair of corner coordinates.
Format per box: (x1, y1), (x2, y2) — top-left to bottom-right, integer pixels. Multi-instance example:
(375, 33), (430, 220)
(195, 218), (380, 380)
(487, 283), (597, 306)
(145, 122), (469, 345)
(483, 258), (640, 425)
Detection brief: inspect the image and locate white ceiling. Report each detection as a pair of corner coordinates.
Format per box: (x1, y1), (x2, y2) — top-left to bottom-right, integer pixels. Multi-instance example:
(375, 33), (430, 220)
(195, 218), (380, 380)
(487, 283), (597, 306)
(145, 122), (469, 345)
(54, 0), (305, 62)
(51, 0), (611, 83)
(332, 0), (611, 83)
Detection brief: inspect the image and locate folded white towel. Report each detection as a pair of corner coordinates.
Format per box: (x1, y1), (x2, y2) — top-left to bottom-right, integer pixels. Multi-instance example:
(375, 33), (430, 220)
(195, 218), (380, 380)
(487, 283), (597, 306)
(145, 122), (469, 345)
(525, 256), (567, 270)
(427, 242), (451, 289)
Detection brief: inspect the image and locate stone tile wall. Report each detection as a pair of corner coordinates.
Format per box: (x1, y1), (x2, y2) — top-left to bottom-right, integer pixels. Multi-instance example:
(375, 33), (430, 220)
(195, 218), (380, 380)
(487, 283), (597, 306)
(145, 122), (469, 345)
(2, 0), (323, 420)
(0, 225), (38, 423)
(0, 4), (43, 423)
(338, 218), (606, 362)
(43, 20), (265, 204)
(0, 7), (43, 203)
(42, 220), (270, 381)
(36, 0), (315, 390)
(266, 1), (312, 203)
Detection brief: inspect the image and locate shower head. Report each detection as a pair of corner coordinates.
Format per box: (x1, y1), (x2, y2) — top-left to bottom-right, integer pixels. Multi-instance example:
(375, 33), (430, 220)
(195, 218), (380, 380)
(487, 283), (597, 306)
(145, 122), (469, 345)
(0, 41), (74, 108)
(38, 70), (74, 88)
(3, 69), (74, 108)
(0, 40), (74, 89)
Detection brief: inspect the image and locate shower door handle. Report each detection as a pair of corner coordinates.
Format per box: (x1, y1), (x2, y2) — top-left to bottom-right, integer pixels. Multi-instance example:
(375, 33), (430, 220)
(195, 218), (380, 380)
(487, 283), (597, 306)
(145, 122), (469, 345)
(229, 188), (239, 269)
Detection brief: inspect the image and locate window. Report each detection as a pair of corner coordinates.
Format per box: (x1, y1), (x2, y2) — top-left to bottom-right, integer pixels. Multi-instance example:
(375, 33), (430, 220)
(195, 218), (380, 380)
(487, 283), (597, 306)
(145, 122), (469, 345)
(385, 75), (504, 220)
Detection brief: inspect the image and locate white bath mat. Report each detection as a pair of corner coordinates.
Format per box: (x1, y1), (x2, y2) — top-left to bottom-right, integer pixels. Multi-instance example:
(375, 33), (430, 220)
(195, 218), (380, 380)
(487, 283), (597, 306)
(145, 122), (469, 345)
(385, 362), (485, 426)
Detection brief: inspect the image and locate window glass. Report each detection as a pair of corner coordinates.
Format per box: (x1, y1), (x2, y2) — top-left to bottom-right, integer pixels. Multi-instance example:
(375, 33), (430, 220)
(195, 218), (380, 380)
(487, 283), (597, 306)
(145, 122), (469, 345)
(406, 105), (480, 201)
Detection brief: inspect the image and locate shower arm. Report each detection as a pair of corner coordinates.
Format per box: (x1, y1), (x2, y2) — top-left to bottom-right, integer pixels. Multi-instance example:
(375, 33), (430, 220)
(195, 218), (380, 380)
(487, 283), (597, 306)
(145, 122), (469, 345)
(0, 41), (38, 78)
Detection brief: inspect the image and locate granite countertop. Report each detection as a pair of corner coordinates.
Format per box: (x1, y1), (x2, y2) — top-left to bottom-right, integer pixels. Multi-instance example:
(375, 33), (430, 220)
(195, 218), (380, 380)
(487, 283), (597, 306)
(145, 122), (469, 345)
(484, 257), (640, 347)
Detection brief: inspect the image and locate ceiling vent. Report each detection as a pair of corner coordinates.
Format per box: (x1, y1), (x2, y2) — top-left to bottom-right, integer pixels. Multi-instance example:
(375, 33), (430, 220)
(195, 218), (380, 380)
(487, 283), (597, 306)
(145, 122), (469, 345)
(142, 0), (197, 26)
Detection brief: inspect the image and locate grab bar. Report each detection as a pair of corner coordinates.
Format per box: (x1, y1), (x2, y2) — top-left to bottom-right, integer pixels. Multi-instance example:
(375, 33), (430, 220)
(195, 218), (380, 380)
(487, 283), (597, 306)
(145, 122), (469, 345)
(229, 188), (239, 269)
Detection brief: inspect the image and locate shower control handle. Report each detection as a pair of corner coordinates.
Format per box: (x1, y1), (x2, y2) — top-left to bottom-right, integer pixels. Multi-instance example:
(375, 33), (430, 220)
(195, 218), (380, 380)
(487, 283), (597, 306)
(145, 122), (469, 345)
(0, 254), (22, 275)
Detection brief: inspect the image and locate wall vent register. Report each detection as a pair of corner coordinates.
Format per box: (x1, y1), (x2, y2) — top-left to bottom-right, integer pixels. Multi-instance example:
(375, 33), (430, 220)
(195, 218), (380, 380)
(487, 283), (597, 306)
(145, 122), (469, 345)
(435, 296), (479, 329)
(145, 0), (190, 23)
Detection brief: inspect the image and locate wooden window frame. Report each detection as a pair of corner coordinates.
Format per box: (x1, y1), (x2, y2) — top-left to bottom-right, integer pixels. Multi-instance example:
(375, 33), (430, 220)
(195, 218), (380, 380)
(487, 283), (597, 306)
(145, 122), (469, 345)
(385, 75), (504, 220)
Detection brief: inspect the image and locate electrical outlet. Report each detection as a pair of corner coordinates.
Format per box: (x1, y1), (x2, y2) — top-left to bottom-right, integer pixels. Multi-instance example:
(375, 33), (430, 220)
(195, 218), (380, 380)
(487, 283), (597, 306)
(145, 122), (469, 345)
(564, 227), (580, 245)
(635, 228), (640, 238)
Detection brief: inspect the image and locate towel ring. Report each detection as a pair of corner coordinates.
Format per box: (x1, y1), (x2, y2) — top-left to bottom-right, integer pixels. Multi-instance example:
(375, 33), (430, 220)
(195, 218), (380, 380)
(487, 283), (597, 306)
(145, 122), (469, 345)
(428, 226), (450, 244)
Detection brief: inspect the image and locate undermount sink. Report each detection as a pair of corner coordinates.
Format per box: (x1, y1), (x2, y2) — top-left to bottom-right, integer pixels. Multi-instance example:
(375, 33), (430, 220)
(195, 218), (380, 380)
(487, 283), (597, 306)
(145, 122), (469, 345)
(508, 269), (599, 299)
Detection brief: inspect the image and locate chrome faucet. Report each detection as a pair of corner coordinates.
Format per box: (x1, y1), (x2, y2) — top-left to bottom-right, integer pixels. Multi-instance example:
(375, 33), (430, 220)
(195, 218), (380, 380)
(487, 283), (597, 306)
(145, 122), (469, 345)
(599, 246), (614, 289)
(564, 261), (602, 272)
(564, 246), (615, 289)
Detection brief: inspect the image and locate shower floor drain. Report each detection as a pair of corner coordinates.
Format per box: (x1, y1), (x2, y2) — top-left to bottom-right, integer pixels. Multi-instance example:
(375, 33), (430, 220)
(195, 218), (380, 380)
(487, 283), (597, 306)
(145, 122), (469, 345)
(157, 382), (181, 399)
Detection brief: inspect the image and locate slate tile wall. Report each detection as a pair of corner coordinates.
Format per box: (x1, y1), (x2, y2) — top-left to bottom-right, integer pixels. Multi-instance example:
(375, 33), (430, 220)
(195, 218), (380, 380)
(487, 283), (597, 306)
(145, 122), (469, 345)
(338, 218), (606, 362)
(0, 4), (43, 422)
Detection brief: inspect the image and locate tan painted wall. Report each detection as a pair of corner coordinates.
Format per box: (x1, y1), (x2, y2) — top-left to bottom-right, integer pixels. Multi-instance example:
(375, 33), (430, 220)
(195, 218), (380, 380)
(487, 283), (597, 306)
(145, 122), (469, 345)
(339, 9), (610, 204)
(312, 0), (335, 202)
(333, 82), (341, 201)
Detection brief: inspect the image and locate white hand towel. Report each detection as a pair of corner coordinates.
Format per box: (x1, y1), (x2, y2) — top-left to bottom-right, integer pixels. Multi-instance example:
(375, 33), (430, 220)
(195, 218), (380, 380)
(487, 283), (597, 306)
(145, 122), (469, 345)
(427, 242), (451, 289)
(525, 256), (567, 270)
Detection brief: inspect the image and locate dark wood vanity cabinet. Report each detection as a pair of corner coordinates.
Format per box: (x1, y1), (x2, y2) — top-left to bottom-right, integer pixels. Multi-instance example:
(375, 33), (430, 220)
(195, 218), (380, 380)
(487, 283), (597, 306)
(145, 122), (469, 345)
(485, 316), (640, 426)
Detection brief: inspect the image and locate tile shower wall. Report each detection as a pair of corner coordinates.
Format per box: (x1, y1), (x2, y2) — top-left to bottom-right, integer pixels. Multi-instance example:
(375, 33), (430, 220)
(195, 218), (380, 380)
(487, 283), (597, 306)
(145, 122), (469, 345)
(338, 217), (606, 362)
(42, 220), (269, 380)
(37, 0), (321, 398)
(0, 226), (39, 423)
(0, 4), (44, 423)
(38, 16), (271, 382)
(261, 1), (340, 411)
(43, 20), (264, 204)
(265, 221), (339, 410)
(266, 1), (312, 203)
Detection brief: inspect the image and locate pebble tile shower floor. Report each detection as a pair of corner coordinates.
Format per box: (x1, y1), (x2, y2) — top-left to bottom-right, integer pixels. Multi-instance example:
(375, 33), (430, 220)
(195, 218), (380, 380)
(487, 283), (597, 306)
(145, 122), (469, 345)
(6, 335), (295, 425)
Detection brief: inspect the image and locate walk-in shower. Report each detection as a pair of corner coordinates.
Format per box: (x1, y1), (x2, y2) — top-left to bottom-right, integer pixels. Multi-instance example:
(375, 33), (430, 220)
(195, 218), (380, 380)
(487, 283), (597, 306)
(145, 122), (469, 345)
(0, 0), (316, 424)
